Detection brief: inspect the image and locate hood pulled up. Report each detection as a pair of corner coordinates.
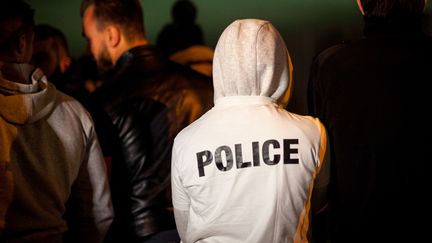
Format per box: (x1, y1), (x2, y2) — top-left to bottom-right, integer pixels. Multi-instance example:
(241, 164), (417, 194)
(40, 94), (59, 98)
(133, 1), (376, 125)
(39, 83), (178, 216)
(212, 19), (293, 107)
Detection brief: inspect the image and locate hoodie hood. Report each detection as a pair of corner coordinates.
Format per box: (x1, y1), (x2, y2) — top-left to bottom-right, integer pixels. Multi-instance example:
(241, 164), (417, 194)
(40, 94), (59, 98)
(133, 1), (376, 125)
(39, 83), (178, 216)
(0, 63), (57, 124)
(212, 19), (293, 107)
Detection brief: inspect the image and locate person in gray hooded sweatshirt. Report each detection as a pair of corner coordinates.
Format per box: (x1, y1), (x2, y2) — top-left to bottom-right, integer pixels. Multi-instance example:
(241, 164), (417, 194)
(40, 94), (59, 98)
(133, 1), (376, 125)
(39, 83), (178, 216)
(0, 1), (113, 242)
(171, 19), (330, 243)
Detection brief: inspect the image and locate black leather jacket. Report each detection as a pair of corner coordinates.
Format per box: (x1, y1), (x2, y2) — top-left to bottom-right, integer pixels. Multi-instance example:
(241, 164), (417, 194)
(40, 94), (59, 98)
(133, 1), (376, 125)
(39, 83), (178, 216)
(91, 45), (213, 242)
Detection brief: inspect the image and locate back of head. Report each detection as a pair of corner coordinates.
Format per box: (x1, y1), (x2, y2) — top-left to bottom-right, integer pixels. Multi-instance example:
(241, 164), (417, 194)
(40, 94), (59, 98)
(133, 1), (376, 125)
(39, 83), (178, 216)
(172, 0), (197, 24)
(0, 0), (34, 59)
(80, 0), (145, 41)
(359, 0), (426, 17)
(157, 0), (204, 57)
(31, 24), (70, 77)
(212, 19), (292, 107)
(33, 24), (69, 53)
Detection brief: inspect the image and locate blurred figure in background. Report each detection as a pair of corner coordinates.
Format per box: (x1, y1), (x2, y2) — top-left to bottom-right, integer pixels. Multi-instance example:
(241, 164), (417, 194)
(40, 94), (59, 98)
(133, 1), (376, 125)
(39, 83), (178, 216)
(75, 53), (103, 93)
(31, 24), (71, 84)
(308, 0), (432, 242)
(0, 1), (113, 242)
(80, 0), (213, 242)
(31, 24), (95, 102)
(157, 0), (213, 77)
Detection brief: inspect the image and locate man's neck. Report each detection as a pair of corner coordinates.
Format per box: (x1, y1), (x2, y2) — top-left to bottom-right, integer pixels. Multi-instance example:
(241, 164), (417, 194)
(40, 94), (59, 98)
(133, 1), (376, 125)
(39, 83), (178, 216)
(0, 62), (34, 84)
(112, 38), (149, 65)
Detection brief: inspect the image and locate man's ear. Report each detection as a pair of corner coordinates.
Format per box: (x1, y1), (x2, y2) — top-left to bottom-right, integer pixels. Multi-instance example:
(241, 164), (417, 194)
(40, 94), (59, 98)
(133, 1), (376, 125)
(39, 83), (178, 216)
(59, 56), (72, 74)
(17, 34), (27, 55)
(357, 0), (365, 15)
(106, 25), (121, 48)
(15, 33), (31, 62)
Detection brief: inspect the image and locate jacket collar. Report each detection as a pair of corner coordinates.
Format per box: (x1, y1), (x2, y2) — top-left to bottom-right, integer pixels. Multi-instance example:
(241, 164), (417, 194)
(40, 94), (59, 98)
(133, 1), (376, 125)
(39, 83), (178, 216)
(94, 45), (166, 100)
(114, 45), (164, 72)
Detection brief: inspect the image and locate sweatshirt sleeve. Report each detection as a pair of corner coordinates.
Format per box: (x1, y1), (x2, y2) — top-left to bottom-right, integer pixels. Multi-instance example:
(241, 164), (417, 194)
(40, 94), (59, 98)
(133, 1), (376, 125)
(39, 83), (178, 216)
(65, 124), (113, 243)
(311, 121), (330, 214)
(171, 141), (190, 241)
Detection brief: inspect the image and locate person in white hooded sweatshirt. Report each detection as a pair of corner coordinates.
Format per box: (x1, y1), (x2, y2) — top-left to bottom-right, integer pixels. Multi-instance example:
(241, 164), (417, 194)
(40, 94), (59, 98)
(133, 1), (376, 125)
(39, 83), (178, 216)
(171, 19), (330, 243)
(0, 1), (113, 242)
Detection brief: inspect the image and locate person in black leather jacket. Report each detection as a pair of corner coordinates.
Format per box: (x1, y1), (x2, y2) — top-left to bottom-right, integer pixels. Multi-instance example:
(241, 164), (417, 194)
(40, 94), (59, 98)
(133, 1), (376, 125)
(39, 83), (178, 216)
(80, 0), (214, 242)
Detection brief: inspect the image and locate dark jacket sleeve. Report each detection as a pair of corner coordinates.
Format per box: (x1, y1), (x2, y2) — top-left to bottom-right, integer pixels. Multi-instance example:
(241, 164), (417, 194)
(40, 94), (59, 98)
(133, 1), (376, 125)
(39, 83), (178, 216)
(108, 98), (177, 240)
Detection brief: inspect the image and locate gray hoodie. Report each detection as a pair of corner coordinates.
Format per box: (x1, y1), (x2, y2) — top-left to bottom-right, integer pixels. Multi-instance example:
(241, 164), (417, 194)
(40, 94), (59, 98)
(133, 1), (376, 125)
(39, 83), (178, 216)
(212, 19), (292, 106)
(0, 64), (113, 242)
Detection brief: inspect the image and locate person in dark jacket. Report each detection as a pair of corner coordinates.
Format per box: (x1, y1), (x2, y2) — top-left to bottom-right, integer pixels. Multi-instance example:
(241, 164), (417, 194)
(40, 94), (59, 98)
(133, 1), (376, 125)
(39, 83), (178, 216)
(80, 0), (214, 242)
(308, 0), (431, 242)
(156, 0), (214, 77)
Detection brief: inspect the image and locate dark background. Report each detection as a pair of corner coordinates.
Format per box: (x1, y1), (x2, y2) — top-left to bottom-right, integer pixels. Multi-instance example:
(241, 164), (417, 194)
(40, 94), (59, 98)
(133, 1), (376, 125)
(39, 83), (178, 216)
(27, 0), (432, 114)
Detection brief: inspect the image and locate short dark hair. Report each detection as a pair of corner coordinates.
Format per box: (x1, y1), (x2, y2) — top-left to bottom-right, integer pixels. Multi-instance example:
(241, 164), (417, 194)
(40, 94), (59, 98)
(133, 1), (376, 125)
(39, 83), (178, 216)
(359, 0), (426, 17)
(80, 0), (145, 40)
(0, 0), (34, 56)
(34, 24), (69, 52)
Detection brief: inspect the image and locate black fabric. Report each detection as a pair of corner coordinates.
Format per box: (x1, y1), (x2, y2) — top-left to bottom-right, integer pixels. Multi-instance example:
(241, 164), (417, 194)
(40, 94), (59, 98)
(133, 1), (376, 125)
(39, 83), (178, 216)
(90, 45), (213, 242)
(308, 16), (432, 242)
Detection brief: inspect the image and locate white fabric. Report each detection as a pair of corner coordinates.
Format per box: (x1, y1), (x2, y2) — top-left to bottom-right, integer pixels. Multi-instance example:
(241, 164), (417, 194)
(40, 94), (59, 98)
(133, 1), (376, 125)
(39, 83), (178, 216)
(172, 19), (329, 243)
(0, 64), (113, 242)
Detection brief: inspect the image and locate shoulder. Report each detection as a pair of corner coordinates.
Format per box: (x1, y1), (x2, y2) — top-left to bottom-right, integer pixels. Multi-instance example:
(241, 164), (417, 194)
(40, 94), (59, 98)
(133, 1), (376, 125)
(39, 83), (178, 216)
(173, 108), (214, 146)
(56, 90), (88, 112)
(169, 61), (213, 87)
(290, 112), (324, 126)
(54, 90), (95, 127)
(284, 111), (327, 137)
(164, 62), (214, 104)
(312, 40), (351, 68)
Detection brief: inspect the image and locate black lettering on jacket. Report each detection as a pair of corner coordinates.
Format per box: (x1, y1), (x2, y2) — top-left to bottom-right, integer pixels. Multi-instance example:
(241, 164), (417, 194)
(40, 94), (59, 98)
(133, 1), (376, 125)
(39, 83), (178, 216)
(215, 146), (233, 172)
(196, 139), (300, 177)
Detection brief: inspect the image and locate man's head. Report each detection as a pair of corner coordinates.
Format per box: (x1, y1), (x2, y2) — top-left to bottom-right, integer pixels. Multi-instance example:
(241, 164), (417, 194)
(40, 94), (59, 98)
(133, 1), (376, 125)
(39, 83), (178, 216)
(357, 0), (427, 17)
(80, 0), (148, 73)
(0, 0), (34, 63)
(172, 0), (197, 24)
(31, 24), (72, 78)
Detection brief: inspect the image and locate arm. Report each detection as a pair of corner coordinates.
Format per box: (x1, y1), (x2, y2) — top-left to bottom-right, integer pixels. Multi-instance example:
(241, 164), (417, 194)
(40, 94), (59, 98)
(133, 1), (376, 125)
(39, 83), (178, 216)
(311, 123), (330, 215)
(171, 143), (190, 241)
(174, 209), (189, 242)
(66, 124), (113, 243)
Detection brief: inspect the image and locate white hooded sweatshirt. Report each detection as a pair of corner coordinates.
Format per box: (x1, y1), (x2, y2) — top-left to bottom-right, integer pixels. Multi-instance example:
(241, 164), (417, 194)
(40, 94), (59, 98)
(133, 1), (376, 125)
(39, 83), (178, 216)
(171, 19), (329, 243)
(0, 64), (113, 242)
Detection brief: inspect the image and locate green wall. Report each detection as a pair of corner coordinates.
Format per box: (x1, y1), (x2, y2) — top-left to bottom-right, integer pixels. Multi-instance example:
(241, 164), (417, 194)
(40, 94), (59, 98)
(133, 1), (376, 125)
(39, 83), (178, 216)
(26, 0), (432, 114)
(28, 0), (363, 58)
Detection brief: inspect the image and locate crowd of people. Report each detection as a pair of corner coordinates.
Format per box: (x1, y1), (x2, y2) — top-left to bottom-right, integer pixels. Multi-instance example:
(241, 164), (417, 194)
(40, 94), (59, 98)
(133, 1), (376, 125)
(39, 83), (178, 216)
(0, 0), (430, 243)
